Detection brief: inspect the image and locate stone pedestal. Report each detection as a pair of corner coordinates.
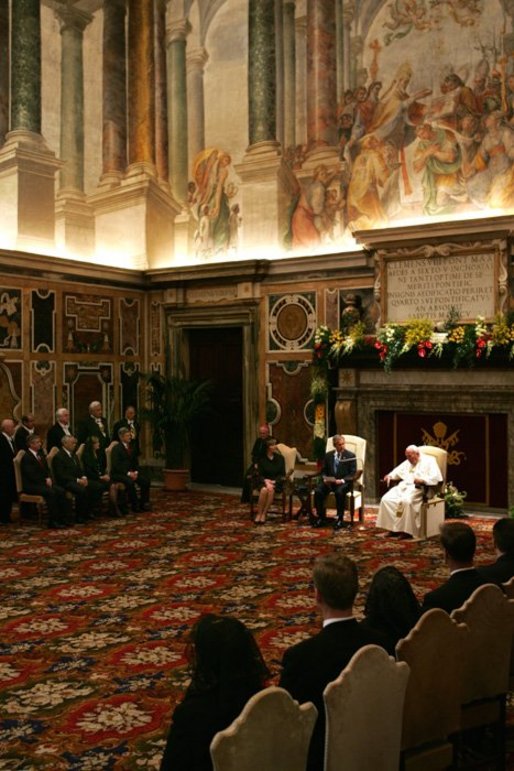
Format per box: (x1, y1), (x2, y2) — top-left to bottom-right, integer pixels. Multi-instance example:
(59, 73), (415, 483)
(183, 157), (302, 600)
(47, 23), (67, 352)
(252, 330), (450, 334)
(55, 190), (95, 257)
(91, 166), (180, 269)
(0, 129), (61, 251)
(235, 141), (296, 254)
(174, 209), (197, 260)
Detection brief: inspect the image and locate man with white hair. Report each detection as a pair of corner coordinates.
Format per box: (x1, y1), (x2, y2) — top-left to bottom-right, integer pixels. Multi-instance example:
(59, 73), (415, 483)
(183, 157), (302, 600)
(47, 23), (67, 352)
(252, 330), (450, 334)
(0, 418), (17, 524)
(376, 444), (442, 539)
(46, 407), (72, 452)
(77, 401), (110, 466)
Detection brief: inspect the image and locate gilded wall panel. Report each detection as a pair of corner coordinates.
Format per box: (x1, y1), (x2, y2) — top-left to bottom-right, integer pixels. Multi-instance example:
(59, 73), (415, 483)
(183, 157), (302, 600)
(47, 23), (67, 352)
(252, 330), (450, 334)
(63, 293), (113, 354)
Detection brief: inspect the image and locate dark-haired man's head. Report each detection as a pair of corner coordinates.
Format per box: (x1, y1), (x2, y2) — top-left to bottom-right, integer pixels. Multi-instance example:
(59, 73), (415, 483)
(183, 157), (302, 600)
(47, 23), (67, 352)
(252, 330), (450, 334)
(313, 553), (358, 616)
(440, 521), (476, 566)
(492, 518), (514, 556)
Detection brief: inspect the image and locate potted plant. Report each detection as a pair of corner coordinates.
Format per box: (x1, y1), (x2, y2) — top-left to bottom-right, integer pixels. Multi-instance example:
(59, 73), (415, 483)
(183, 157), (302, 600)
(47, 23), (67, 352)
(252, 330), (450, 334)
(142, 371), (212, 491)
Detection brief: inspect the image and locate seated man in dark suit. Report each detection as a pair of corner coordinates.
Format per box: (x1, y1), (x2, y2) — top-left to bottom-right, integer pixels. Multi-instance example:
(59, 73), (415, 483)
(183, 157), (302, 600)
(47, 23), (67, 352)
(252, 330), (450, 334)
(279, 553), (387, 771)
(46, 407), (73, 452)
(20, 434), (69, 529)
(111, 427), (151, 513)
(52, 435), (98, 523)
(112, 405), (141, 458)
(421, 521), (488, 614)
(478, 517), (514, 586)
(313, 434), (356, 530)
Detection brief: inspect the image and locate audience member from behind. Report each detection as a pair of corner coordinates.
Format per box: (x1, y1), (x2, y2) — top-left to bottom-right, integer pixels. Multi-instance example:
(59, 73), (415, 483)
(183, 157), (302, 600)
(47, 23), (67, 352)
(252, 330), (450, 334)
(360, 565), (420, 655)
(421, 521), (488, 614)
(279, 553), (387, 771)
(159, 614), (269, 771)
(477, 517), (514, 585)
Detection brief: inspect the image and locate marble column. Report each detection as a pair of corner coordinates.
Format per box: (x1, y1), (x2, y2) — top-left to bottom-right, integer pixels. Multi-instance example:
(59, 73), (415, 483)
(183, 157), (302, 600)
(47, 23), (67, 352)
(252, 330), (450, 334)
(305, 0), (338, 158)
(186, 47), (209, 170)
(237, 0), (297, 255)
(166, 18), (190, 203)
(154, 0), (169, 185)
(283, 0), (296, 152)
(100, 0), (127, 187)
(55, 5), (94, 256)
(295, 15), (307, 148)
(350, 34), (364, 88)
(92, 0), (180, 268)
(0, 0), (60, 250)
(275, 0), (285, 149)
(11, 0), (41, 134)
(127, 0), (156, 171)
(0, 0), (8, 147)
(57, 7), (92, 192)
(335, 0), (344, 100)
(248, 0), (277, 148)
(342, 2), (355, 91)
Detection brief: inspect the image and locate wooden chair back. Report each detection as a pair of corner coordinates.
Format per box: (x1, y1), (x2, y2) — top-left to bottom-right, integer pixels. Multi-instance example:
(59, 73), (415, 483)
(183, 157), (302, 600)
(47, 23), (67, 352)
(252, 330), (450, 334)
(105, 441), (118, 476)
(13, 450), (45, 526)
(210, 686), (317, 771)
(324, 644), (410, 771)
(451, 583), (514, 703)
(396, 608), (468, 754)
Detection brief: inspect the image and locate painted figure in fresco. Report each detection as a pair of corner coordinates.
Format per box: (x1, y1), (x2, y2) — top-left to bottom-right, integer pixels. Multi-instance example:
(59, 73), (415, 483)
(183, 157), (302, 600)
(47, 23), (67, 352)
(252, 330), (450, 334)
(368, 62), (432, 148)
(290, 165), (339, 248)
(228, 204), (242, 252)
(195, 205), (213, 258)
(413, 123), (463, 215)
(192, 148), (237, 254)
(0, 292), (21, 348)
(346, 135), (389, 229)
(426, 71), (478, 131)
(463, 111), (514, 207)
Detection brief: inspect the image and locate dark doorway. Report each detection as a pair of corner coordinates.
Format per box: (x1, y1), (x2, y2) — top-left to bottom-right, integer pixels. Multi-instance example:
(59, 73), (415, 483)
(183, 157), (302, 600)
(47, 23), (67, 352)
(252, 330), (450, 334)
(188, 326), (243, 486)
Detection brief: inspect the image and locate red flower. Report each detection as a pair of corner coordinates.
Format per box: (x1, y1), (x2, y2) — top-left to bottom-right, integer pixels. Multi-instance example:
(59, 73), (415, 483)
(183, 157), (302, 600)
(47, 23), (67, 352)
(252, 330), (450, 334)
(477, 337), (486, 348)
(418, 347), (426, 358)
(425, 340), (433, 349)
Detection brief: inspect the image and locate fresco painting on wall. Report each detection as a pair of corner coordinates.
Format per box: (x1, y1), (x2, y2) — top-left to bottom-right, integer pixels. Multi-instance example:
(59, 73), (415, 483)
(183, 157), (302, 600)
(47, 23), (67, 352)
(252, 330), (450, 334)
(0, 291), (21, 349)
(1, 0), (513, 268)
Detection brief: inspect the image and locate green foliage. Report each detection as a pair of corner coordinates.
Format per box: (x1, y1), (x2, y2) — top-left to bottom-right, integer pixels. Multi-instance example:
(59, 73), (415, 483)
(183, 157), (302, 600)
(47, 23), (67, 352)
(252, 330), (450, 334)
(444, 482), (467, 518)
(141, 372), (212, 469)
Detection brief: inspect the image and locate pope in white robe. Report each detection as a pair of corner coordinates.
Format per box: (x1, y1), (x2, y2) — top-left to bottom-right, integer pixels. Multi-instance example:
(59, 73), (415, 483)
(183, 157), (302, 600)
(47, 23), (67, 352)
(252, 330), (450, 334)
(376, 445), (443, 538)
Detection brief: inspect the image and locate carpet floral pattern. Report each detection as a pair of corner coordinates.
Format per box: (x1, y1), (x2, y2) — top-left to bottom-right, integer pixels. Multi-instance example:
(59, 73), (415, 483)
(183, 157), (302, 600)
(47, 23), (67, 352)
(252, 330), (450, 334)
(0, 492), (503, 769)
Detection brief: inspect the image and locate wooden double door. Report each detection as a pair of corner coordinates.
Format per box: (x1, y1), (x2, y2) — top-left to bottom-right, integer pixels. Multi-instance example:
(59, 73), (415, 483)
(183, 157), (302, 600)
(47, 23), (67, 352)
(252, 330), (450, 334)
(188, 326), (243, 487)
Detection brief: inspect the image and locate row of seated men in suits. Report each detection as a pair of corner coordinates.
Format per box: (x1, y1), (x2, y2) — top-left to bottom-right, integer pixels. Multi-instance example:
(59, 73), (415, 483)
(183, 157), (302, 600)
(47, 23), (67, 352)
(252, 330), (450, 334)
(159, 518), (514, 771)
(0, 403), (150, 528)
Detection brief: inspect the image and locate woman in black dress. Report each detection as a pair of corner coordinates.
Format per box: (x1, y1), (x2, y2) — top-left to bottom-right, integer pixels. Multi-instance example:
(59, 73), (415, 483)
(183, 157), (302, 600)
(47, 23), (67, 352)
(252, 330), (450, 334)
(82, 435), (123, 516)
(159, 614), (269, 771)
(361, 565), (421, 655)
(255, 437), (286, 524)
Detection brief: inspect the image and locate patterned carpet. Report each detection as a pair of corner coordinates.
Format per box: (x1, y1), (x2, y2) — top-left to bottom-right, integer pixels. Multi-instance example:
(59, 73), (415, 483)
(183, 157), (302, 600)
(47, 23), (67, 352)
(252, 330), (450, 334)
(0, 491), (505, 769)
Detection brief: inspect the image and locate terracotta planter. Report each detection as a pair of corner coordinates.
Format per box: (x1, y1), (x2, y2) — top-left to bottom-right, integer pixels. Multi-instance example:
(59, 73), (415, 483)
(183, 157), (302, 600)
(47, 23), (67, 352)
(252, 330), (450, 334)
(163, 468), (189, 491)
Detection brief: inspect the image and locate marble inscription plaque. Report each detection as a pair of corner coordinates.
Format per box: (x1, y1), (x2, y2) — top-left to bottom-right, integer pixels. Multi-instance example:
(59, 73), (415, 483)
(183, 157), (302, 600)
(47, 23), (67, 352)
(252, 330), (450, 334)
(386, 253), (496, 322)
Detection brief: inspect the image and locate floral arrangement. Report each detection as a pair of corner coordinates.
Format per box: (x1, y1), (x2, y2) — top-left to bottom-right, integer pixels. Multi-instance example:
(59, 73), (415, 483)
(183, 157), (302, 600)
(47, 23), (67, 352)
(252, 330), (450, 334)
(312, 313), (514, 373)
(444, 482), (467, 519)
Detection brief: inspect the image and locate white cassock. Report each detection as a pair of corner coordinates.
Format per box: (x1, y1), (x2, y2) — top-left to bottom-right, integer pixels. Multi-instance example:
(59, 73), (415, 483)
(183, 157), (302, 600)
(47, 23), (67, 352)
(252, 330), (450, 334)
(376, 454), (443, 537)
